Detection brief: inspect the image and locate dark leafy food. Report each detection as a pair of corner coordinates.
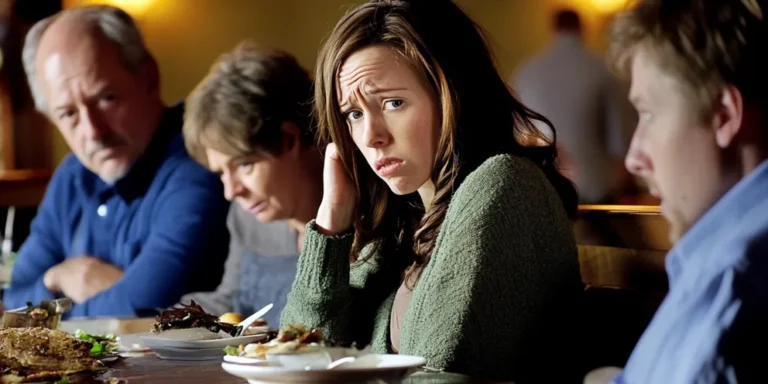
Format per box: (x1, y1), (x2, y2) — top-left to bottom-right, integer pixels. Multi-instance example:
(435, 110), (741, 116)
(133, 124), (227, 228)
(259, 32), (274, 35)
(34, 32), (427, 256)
(0, 327), (103, 383)
(152, 300), (241, 337)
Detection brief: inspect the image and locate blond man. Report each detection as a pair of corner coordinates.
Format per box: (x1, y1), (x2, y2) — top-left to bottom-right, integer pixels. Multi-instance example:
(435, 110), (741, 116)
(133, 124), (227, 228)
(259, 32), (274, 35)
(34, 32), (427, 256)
(588, 0), (768, 383)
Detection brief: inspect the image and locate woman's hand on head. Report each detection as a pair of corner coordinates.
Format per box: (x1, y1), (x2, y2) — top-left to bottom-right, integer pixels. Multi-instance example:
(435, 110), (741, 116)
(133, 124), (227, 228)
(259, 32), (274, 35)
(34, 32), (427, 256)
(316, 143), (357, 235)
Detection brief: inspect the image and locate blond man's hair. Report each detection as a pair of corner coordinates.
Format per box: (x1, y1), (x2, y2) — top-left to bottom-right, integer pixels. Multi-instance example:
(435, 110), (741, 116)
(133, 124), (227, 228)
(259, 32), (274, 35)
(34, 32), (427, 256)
(610, 0), (767, 117)
(183, 40), (314, 167)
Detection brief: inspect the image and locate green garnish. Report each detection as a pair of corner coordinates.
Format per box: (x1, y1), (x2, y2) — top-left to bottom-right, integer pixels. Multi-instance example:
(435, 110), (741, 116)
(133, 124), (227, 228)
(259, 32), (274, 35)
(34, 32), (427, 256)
(74, 329), (117, 356)
(56, 377), (72, 384)
(223, 345), (239, 356)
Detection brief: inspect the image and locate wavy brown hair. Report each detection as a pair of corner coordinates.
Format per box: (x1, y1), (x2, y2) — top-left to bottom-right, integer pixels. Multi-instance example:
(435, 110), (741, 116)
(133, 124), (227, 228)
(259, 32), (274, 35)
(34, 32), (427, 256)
(314, 0), (578, 281)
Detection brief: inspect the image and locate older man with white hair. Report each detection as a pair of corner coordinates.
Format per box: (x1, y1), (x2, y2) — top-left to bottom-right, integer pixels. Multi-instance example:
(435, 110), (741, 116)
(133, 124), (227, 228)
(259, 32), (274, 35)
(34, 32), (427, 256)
(2, 5), (229, 318)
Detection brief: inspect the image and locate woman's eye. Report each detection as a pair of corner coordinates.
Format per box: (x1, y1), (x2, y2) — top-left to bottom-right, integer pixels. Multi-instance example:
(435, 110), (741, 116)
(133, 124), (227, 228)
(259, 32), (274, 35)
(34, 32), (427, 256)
(346, 110), (364, 121)
(384, 99), (403, 109)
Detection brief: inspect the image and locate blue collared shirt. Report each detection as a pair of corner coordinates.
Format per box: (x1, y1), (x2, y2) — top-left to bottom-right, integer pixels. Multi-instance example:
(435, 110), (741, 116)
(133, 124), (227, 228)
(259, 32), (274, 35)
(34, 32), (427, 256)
(3, 104), (230, 318)
(614, 160), (768, 383)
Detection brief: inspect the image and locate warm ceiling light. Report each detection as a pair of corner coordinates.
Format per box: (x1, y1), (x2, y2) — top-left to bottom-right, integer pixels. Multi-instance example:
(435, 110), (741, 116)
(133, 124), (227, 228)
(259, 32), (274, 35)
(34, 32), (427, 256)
(74, 0), (156, 18)
(590, 0), (629, 14)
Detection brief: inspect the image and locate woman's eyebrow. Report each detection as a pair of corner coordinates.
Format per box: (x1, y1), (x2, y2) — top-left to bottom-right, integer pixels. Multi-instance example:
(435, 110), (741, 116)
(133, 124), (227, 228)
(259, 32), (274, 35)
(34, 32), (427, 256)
(340, 86), (409, 109)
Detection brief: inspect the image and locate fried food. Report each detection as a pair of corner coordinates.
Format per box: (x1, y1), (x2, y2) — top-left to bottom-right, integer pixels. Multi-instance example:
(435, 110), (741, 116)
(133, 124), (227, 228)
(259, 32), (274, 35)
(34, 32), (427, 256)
(218, 312), (244, 325)
(0, 327), (102, 383)
(219, 313), (268, 328)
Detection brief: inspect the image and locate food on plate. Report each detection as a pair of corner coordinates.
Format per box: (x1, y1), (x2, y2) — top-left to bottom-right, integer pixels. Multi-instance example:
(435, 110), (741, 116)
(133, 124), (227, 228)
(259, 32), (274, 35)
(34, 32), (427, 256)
(56, 377), (123, 384)
(218, 312), (244, 324)
(152, 300), (241, 337)
(0, 327), (103, 383)
(218, 312), (267, 327)
(225, 324), (324, 358)
(72, 330), (117, 357)
(28, 308), (49, 321)
(2, 299), (71, 330)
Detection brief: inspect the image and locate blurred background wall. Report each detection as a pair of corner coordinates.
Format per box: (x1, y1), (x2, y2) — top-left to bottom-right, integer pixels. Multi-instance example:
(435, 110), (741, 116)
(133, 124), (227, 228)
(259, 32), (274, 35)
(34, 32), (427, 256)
(50, 0), (629, 166)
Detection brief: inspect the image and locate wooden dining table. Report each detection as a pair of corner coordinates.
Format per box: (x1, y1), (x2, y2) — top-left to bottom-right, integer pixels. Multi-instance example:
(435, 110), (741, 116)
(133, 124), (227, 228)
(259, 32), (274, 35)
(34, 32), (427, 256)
(101, 353), (246, 383)
(51, 317), (507, 384)
(91, 352), (505, 384)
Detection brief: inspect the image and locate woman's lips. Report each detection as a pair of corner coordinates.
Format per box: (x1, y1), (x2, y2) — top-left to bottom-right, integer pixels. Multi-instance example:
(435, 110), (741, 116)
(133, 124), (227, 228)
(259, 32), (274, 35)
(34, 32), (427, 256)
(375, 157), (404, 177)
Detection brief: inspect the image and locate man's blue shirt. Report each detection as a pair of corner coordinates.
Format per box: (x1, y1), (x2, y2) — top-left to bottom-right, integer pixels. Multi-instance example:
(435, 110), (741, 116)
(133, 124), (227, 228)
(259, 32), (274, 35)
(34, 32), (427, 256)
(614, 160), (768, 383)
(3, 103), (229, 318)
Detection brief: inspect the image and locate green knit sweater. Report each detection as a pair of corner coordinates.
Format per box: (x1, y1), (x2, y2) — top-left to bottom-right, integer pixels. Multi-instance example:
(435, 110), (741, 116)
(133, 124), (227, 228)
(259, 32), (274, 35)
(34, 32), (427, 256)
(280, 154), (582, 381)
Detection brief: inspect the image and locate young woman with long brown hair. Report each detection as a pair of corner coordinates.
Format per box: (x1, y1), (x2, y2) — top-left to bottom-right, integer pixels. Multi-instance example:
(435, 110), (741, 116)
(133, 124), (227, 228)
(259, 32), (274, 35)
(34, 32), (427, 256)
(281, 0), (582, 381)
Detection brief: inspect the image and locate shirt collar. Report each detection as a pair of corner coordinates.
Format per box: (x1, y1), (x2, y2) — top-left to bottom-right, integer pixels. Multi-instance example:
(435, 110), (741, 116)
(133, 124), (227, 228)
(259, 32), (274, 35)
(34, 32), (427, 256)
(667, 159), (768, 281)
(93, 102), (185, 201)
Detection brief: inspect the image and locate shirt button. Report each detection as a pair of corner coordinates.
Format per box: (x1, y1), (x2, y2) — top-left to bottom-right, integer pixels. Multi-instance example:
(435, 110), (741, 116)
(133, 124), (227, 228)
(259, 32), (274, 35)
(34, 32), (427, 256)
(97, 204), (108, 217)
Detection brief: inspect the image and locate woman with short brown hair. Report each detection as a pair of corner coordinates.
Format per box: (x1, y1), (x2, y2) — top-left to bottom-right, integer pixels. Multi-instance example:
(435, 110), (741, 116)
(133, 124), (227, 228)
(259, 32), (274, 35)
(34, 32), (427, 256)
(180, 41), (323, 326)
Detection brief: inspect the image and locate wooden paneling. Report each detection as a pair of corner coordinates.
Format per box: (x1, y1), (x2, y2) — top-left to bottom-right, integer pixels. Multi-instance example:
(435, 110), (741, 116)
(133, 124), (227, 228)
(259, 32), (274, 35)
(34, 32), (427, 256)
(0, 79), (13, 170)
(575, 205), (670, 369)
(2, 0), (61, 170)
(576, 205), (670, 250)
(0, 169), (51, 207)
(578, 245), (668, 291)
(575, 204), (670, 291)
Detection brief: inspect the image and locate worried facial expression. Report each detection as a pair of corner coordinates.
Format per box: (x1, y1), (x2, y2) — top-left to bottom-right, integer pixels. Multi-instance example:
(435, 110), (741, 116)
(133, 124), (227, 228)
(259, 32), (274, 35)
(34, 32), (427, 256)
(337, 45), (440, 197)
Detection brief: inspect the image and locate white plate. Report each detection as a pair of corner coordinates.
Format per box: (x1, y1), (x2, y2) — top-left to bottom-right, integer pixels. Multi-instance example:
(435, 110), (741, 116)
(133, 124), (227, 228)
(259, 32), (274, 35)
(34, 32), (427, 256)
(224, 355), (269, 365)
(221, 354), (426, 383)
(141, 333), (267, 349)
(117, 332), (152, 352)
(152, 345), (231, 361)
(223, 346), (366, 368)
(266, 346), (369, 369)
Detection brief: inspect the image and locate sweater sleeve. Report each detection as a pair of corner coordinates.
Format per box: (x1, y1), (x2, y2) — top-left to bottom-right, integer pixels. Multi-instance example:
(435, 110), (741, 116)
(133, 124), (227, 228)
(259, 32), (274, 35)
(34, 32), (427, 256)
(401, 155), (580, 380)
(280, 221), (396, 348)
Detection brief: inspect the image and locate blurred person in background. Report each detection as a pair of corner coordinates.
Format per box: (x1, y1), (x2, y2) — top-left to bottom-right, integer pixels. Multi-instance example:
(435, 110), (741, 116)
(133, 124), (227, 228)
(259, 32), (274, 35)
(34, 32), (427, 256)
(3, 5), (229, 318)
(514, 9), (635, 204)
